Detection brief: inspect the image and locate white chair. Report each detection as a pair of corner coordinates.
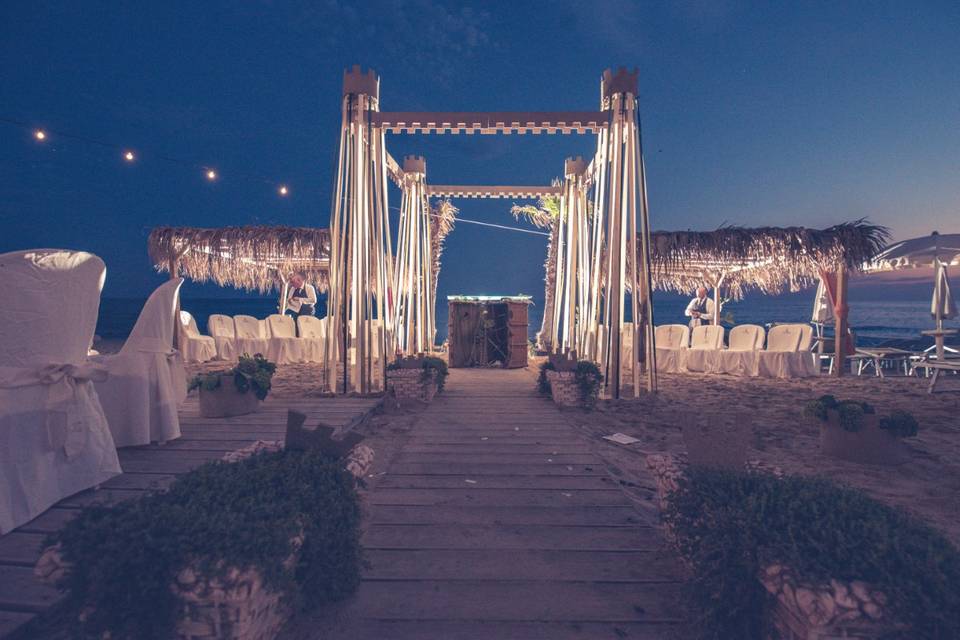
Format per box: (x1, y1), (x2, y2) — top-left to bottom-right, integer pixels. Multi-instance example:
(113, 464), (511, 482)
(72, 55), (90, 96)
(654, 324), (690, 373)
(297, 315), (327, 363)
(93, 279), (187, 447)
(757, 324), (819, 378)
(766, 324), (803, 352)
(797, 324), (814, 351)
(178, 311), (216, 363)
(728, 325), (765, 351)
(208, 314), (238, 361)
(233, 315), (272, 359)
(0, 249), (121, 534)
(266, 314), (305, 364)
(686, 325), (725, 372)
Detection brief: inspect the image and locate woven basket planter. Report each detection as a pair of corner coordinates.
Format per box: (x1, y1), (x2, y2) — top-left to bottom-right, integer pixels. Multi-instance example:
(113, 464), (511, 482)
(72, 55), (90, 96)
(387, 368), (438, 403)
(819, 411), (906, 465)
(199, 375), (262, 418)
(545, 370), (597, 408)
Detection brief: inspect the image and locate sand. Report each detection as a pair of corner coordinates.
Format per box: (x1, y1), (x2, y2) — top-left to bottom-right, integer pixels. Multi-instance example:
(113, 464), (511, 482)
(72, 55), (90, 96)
(558, 369), (960, 545)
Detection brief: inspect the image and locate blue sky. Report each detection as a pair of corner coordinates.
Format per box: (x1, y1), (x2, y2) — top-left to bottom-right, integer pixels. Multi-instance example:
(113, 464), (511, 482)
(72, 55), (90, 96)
(1, 1), (958, 302)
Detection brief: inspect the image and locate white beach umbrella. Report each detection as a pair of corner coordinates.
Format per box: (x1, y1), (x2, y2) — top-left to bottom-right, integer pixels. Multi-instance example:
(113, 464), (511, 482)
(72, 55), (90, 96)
(931, 258), (956, 329)
(811, 277), (834, 324)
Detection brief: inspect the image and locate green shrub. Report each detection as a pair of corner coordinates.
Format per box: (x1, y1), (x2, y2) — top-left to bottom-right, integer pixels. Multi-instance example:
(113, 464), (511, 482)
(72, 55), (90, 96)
(537, 360), (555, 395)
(663, 468), (960, 639)
(879, 410), (919, 438)
(804, 395), (917, 437)
(422, 356), (449, 392)
(49, 448), (362, 639)
(189, 353), (277, 400)
(574, 360), (603, 407)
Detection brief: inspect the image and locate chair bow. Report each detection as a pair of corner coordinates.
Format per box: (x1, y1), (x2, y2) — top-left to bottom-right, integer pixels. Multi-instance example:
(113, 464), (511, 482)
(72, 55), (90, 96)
(0, 361), (109, 458)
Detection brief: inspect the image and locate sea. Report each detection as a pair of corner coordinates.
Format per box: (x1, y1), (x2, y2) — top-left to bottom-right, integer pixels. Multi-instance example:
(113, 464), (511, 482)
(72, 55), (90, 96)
(97, 287), (959, 350)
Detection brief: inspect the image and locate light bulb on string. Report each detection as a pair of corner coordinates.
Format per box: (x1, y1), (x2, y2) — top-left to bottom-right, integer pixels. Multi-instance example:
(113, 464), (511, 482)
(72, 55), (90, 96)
(123, 150), (135, 162)
(34, 129), (46, 141)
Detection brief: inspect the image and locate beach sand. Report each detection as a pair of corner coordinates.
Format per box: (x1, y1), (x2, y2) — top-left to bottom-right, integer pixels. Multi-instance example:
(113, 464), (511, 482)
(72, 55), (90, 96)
(557, 368), (960, 545)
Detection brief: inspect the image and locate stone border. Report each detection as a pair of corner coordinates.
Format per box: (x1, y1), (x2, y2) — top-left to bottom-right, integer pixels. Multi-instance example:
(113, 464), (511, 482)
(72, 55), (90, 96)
(387, 368), (438, 403)
(545, 370), (597, 408)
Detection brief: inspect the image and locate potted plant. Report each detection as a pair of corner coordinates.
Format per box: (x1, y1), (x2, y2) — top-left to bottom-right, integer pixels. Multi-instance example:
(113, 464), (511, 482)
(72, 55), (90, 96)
(189, 353), (277, 418)
(540, 354), (603, 409)
(386, 355), (448, 403)
(803, 395), (917, 465)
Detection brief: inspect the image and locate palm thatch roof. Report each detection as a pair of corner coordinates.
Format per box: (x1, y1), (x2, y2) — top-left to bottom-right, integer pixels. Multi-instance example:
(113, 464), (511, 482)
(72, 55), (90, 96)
(148, 226), (331, 293)
(648, 220), (890, 298)
(430, 199), (458, 300)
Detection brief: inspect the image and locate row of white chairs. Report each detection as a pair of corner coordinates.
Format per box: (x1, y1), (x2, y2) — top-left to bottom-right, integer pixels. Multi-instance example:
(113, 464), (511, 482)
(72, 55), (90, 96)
(655, 323), (814, 353)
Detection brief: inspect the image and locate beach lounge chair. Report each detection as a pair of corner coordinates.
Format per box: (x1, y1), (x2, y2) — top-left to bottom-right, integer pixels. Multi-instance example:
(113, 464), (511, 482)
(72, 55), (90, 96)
(93, 278), (187, 447)
(685, 325), (725, 372)
(923, 359), (960, 393)
(654, 324), (689, 373)
(233, 315), (272, 360)
(178, 310), (216, 363)
(266, 314), (305, 364)
(297, 315), (327, 363)
(0, 249), (122, 534)
(756, 324), (818, 378)
(208, 314), (238, 361)
(712, 324), (765, 375)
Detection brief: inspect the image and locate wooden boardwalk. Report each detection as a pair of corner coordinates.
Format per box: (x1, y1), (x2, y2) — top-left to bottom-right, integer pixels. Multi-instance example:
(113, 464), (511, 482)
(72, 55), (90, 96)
(0, 394), (382, 639)
(317, 368), (686, 640)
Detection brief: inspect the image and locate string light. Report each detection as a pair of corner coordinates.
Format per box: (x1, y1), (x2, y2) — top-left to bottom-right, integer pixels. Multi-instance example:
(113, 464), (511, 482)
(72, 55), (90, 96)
(123, 150), (135, 162)
(206, 169), (217, 181)
(34, 129), (46, 141)
(279, 185), (288, 196)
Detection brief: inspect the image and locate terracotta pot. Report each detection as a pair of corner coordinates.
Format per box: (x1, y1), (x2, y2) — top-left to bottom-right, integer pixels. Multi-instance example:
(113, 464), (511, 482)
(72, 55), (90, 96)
(199, 375), (262, 418)
(819, 410), (905, 465)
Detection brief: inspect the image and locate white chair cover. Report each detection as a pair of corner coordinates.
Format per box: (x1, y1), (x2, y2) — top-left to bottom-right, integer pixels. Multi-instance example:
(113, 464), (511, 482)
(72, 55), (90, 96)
(690, 325), (724, 350)
(766, 324), (803, 352)
(685, 326), (725, 372)
(797, 324), (814, 351)
(208, 314), (238, 361)
(756, 324), (818, 378)
(297, 315), (326, 363)
(714, 325), (766, 375)
(728, 325), (765, 351)
(0, 249), (121, 534)
(233, 315), (271, 360)
(93, 279), (186, 447)
(655, 324), (689, 373)
(178, 311), (216, 363)
(265, 314), (304, 364)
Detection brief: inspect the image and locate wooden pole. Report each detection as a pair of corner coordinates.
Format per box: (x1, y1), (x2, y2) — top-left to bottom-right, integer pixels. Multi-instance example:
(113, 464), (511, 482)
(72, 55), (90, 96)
(833, 262), (848, 377)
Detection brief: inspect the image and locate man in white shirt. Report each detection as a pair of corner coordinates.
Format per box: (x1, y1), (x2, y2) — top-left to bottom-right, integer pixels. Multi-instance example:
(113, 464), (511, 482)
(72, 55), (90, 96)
(285, 272), (317, 324)
(685, 286), (715, 328)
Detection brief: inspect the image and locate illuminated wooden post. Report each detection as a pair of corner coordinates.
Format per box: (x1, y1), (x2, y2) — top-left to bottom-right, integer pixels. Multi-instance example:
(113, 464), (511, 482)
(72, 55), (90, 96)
(325, 66), (391, 394)
(833, 262), (848, 377)
(394, 155), (434, 355)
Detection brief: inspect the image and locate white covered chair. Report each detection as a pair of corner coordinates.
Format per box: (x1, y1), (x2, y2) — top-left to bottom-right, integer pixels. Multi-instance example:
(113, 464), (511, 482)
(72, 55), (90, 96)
(178, 311), (216, 363)
(208, 314), (238, 361)
(685, 325), (726, 372)
(715, 324), (766, 375)
(233, 315), (272, 359)
(757, 324), (819, 378)
(655, 324), (690, 373)
(93, 279), (187, 447)
(266, 314), (305, 364)
(0, 249), (121, 534)
(297, 315), (327, 363)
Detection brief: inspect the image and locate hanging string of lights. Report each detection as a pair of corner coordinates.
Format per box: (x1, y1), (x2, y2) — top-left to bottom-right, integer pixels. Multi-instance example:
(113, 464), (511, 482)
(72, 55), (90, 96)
(2, 115), (550, 237)
(0, 115), (291, 197)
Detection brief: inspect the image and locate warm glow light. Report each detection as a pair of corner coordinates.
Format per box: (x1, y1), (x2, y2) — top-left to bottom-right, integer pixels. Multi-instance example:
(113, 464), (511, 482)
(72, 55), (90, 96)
(279, 185), (288, 196)
(34, 129), (46, 141)
(124, 150), (135, 161)
(206, 169), (217, 181)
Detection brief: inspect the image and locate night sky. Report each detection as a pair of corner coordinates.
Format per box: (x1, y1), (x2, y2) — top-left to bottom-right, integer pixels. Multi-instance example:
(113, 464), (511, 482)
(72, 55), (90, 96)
(1, 1), (958, 304)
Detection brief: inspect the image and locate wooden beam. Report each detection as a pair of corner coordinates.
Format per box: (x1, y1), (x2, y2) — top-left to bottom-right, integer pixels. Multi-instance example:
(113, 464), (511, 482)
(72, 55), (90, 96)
(372, 111), (609, 135)
(426, 185), (562, 199)
(833, 263), (848, 377)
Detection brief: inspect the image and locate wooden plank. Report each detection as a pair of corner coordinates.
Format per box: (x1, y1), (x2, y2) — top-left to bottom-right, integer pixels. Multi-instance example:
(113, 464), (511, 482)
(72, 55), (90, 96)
(387, 463), (604, 477)
(368, 488), (629, 508)
(16, 508), (79, 534)
(401, 444), (590, 454)
(364, 548), (681, 582)
(0, 533), (46, 566)
(363, 523), (659, 551)
(0, 566), (62, 612)
(378, 475), (617, 491)
(100, 473), (177, 490)
(367, 506), (643, 527)
(345, 580), (684, 622)
(0, 611), (35, 639)
(333, 620), (680, 640)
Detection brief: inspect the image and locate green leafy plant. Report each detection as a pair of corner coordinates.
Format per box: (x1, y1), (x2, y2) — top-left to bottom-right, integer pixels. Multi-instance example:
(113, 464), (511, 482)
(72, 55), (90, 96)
(574, 360), (603, 407)
(189, 353), (277, 401)
(663, 468), (960, 639)
(804, 395), (916, 436)
(422, 356), (449, 392)
(48, 448), (362, 639)
(537, 360), (555, 395)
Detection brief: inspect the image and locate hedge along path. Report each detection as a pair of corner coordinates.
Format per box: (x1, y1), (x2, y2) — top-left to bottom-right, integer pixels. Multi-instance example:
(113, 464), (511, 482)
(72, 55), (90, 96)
(0, 394), (381, 640)
(316, 368), (688, 640)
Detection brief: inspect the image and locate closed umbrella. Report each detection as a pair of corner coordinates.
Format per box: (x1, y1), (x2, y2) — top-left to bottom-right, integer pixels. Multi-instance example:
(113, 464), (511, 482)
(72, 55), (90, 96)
(932, 258), (956, 329)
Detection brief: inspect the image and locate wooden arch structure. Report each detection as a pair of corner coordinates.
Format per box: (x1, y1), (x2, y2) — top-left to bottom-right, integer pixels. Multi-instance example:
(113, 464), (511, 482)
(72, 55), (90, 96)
(327, 66), (657, 397)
